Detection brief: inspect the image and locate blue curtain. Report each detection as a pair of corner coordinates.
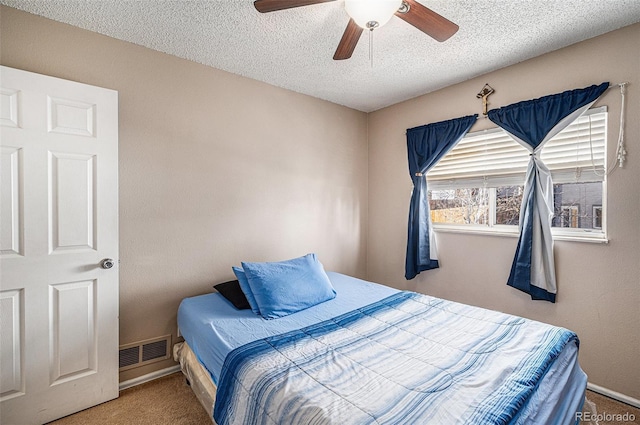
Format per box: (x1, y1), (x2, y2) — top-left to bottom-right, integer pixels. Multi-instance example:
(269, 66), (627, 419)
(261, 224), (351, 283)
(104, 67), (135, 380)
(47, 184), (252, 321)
(488, 82), (609, 302)
(405, 115), (477, 280)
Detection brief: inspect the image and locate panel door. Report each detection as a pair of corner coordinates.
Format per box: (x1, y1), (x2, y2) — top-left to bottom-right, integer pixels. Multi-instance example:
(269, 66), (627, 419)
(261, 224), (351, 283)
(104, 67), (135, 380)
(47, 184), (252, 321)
(0, 66), (119, 424)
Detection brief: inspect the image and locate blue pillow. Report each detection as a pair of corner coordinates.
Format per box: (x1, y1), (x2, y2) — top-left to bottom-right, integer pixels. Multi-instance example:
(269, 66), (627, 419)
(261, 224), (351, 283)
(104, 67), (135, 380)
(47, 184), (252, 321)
(241, 253), (336, 320)
(232, 266), (261, 315)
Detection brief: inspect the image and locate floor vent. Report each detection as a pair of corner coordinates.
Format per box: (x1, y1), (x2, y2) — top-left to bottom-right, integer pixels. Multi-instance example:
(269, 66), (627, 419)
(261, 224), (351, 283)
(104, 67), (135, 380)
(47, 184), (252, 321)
(119, 335), (171, 371)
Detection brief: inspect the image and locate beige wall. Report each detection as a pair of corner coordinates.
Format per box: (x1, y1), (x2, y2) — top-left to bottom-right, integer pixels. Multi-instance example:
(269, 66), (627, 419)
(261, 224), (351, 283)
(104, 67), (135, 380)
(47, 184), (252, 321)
(368, 23), (640, 399)
(0, 7), (368, 381)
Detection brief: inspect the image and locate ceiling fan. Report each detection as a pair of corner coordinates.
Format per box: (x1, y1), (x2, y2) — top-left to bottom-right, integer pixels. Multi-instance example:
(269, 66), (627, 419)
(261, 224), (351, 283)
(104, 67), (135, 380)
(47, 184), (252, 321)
(253, 0), (459, 60)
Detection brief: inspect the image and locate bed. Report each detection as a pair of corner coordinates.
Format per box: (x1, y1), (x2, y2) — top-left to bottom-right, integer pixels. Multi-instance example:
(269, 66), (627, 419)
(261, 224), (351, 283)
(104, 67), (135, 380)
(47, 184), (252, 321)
(175, 270), (587, 425)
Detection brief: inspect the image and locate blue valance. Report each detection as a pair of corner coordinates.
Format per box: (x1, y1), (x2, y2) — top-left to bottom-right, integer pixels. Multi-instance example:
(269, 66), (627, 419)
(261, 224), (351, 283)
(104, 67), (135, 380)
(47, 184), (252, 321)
(405, 115), (477, 280)
(488, 83), (609, 150)
(488, 82), (609, 302)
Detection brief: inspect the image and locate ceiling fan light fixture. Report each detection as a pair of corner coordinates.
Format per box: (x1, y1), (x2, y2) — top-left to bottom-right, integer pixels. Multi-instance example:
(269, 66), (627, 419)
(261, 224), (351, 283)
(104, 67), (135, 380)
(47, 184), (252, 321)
(344, 0), (403, 30)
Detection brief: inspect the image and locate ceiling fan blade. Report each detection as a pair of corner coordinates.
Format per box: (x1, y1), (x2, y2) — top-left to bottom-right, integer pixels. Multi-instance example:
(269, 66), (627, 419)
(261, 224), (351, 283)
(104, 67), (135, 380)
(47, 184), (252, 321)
(254, 0), (336, 13)
(333, 19), (363, 60)
(395, 0), (458, 42)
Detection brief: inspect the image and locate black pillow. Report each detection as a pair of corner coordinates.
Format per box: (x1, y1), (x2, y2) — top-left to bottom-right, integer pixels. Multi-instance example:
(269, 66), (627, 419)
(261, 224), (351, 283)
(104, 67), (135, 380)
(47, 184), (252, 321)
(213, 280), (251, 310)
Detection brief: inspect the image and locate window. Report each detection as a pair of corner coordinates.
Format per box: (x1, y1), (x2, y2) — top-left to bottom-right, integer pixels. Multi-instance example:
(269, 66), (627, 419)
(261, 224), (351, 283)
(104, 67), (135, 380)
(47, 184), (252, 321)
(552, 182), (603, 230)
(427, 107), (607, 241)
(592, 206), (603, 229)
(559, 205), (579, 228)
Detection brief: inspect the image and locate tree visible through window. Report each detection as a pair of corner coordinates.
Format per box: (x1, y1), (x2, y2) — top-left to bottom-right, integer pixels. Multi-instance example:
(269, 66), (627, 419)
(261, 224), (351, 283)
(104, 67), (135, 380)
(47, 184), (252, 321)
(496, 186), (522, 226)
(430, 188), (488, 225)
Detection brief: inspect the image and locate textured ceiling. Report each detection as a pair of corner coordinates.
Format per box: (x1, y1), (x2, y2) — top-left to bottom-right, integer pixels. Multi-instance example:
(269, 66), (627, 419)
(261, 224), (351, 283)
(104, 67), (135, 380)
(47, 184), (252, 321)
(3, 0), (640, 112)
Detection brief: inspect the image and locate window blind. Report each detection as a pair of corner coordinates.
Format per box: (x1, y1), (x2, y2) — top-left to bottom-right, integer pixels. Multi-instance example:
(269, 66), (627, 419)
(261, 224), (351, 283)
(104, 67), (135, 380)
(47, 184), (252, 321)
(427, 107), (607, 185)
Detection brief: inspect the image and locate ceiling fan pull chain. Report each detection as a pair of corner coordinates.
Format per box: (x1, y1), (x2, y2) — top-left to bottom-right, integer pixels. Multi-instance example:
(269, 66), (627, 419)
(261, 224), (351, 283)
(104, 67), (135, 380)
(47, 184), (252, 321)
(369, 29), (374, 67)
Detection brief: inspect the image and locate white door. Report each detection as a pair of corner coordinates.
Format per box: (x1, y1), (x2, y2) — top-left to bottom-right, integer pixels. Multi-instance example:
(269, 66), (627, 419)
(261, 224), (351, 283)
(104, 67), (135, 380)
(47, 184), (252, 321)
(0, 66), (119, 424)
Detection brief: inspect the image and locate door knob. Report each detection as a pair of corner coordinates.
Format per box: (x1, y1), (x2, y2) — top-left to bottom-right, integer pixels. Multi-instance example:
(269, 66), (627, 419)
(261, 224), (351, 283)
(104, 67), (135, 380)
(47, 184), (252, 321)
(101, 258), (115, 269)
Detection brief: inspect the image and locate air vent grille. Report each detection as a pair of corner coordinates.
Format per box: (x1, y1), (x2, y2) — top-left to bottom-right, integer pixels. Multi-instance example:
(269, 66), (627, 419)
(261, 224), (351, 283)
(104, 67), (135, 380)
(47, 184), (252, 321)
(119, 346), (140, 368)
(142, 340), (168, 362)
(119, 335), (171, 371)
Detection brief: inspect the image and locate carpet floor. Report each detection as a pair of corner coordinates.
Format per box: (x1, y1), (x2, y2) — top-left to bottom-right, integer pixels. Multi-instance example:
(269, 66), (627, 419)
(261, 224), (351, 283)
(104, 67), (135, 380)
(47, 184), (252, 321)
(47, 372), (639, 425)
(47, 373), (211, 425)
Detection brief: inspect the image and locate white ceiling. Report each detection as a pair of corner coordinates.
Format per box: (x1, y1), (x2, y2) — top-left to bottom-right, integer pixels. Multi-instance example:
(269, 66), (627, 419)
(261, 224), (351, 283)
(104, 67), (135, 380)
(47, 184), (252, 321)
(4, 0), (640, 112)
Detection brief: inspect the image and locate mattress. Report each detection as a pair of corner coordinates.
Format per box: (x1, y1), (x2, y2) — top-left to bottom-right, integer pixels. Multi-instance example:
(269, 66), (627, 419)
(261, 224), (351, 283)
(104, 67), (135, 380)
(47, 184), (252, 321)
(177, 272), (587, 424)
(173, 341), (217, 422)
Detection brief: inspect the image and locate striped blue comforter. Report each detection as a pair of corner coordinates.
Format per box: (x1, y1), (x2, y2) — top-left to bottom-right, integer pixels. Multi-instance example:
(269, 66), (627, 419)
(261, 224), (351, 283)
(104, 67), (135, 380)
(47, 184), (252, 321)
(213, 292), (578, 425)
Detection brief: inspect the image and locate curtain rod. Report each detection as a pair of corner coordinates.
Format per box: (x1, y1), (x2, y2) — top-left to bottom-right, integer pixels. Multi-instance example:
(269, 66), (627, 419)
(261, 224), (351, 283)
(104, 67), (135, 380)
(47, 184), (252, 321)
(475, 82), (628, 120)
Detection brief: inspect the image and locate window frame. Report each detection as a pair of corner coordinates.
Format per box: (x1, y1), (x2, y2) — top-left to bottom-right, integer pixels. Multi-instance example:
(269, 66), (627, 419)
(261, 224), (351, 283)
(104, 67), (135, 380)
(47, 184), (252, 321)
(428, 107), (608, 244)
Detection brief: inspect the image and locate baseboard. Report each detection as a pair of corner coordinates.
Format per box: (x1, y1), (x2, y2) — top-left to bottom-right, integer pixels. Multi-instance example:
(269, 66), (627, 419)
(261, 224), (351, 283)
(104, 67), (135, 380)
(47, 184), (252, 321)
(119, 365), (182, 391)
(587, 382), (640, 409)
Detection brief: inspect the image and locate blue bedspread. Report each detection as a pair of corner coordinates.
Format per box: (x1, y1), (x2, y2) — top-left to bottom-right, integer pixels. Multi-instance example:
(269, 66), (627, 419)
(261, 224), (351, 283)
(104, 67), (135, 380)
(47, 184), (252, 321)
(213, 291), (579, 425)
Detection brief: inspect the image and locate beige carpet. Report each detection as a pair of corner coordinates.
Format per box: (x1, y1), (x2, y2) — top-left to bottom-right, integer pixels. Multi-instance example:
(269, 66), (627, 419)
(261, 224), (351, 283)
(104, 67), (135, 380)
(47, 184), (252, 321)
(582, 391), (640, 425)
(47, 373), (212, 425)
(48, 372), (639, 425)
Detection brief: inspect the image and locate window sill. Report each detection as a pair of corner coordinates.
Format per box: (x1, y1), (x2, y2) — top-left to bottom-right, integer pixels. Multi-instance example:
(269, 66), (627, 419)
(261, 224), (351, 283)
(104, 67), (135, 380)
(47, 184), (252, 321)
(432, 224), (609, 244)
